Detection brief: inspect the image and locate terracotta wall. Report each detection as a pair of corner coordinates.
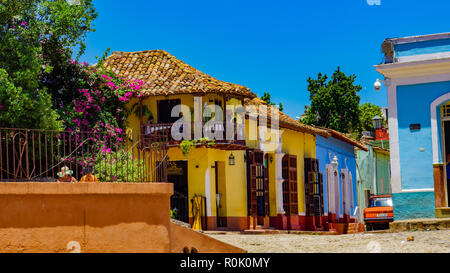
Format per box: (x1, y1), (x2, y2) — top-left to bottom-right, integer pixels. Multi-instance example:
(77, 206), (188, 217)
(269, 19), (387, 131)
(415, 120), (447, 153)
(170, 222), (245, 253)
(0, 183), (244, 253)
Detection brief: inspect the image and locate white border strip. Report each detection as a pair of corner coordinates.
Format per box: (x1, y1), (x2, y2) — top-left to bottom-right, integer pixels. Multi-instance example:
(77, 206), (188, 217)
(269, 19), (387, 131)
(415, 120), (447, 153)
(390, 33), (450, 45)
(397, 52), (450, 63)
(386, 81), (402, 193)
(431, 93), (450, 164)
(401, 188), (435, 193)
(205, 168), (211, 216)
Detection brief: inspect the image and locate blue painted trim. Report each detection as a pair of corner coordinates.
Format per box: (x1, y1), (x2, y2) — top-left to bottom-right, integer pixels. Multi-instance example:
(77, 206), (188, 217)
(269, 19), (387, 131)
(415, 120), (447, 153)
(395, 38), (450, 57)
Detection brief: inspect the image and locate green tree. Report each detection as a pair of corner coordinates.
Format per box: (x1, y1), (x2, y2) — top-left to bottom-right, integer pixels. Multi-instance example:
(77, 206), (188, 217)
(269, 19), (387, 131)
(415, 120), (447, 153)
(261, 92), (284, 111)
(0, 0), (97, 129)
(302, 67), (362, 133)
(0, 69), (60, 129)
(359, 103), (385, 131)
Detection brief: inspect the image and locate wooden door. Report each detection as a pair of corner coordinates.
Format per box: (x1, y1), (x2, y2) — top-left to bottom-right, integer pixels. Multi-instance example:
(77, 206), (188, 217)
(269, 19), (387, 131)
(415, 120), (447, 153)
(282, 155), (298, 215)
(304, 158), (323, 217)
(247, 163), (258, 217)
(246, 149), (269, 217)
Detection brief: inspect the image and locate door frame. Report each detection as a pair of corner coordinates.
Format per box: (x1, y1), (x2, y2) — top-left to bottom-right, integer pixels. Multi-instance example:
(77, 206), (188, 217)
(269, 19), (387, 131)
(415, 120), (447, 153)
(440, 103), (450, 206)
(341, 168), (352, 223)
(168, 160), (189, 223)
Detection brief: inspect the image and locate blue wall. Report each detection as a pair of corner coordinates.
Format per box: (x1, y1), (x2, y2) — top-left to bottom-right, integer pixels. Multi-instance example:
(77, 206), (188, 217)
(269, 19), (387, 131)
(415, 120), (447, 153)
(395, 38), (450, 57)
(316, 135), (358, 217)
(397, 81), (450, 190)
(393, 192), (435, 220)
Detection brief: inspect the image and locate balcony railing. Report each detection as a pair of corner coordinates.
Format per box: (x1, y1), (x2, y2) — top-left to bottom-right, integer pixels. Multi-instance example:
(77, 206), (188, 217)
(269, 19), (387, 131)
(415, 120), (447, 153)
(141, 122), (246, 147)
(0, 128), (168, 183)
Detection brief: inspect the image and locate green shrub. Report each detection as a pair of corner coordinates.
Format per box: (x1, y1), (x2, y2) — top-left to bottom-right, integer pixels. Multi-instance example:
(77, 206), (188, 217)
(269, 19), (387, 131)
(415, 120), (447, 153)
(94, 149), (145, 182)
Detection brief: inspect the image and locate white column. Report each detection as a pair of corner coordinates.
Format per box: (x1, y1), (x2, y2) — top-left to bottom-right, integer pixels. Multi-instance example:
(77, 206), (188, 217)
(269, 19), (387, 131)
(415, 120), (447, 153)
(275, 152), (285, 214)
(386, 81), (402, 193)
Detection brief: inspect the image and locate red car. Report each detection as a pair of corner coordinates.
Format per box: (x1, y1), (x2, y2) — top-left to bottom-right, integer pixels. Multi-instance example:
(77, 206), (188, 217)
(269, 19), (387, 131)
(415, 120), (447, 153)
(364, 195), (394, 230)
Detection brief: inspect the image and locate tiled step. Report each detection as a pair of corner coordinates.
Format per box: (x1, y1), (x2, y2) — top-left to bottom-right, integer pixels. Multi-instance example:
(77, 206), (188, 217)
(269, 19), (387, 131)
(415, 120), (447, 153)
(328, 223), (365, 234)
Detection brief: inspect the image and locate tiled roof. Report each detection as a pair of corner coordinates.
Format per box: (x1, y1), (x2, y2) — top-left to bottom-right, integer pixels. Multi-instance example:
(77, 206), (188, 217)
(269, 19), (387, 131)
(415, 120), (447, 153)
(362, 141), (390, 154)
(103, 50), (256, 98)
(243, 97), (329, 137)
(315, 126), (369, 151)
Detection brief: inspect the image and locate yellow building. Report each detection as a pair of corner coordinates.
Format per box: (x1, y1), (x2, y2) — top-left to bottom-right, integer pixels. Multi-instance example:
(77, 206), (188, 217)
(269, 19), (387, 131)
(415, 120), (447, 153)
(104, 50), (329, 231)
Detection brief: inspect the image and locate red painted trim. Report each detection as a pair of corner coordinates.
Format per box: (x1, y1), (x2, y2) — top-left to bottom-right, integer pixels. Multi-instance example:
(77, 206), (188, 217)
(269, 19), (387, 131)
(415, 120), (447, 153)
(270, 214), (288, 230)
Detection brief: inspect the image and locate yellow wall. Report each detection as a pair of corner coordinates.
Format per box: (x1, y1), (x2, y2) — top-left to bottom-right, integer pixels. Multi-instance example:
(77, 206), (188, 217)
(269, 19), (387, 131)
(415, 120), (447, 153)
(244, 119), (317, 216)
(167, 146), (247, 218)
(126, 94), (195, 136)
(267, 152), (277, 217)
(281, 129), (316, 215)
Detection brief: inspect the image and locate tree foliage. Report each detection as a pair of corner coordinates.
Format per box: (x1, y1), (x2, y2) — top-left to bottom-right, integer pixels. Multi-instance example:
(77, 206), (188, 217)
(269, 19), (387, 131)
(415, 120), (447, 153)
(261, 92), (284, 112)
(302, 67), (362, 133)
(0, 69), (60, 129)
(0, 0), (97, 130)
(359, 102), (385, 131)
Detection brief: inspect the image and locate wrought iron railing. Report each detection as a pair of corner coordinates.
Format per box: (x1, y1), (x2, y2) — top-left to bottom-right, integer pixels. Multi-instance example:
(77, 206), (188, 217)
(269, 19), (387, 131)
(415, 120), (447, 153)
(141, 122), (246, 146)
(0, 128), (167, 183)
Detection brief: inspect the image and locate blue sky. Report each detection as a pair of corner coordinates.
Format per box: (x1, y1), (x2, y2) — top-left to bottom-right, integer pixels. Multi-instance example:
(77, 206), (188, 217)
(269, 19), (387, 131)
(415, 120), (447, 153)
(80, 0), (450, 118)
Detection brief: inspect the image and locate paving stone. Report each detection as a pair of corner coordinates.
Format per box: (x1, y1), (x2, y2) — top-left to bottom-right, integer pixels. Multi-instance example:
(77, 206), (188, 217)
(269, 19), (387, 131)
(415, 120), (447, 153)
(209, 230), (450, 253)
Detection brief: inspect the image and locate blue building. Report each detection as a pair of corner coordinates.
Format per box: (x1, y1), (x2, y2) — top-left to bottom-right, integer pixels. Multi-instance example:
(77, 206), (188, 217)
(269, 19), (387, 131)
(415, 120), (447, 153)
(375, 33), (450, 220)
(315, 128), (368, 228)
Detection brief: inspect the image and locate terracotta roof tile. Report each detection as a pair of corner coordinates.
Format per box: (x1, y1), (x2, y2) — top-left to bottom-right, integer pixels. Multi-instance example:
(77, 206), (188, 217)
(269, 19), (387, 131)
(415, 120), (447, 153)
(314, 126), (369, 151)
(104, 50), (256, 98)
(243, 97), (329, 137)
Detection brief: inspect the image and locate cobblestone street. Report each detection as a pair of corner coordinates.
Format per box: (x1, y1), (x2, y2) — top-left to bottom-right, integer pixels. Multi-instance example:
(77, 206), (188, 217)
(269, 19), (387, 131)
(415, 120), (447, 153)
(209, 230), (450, 253)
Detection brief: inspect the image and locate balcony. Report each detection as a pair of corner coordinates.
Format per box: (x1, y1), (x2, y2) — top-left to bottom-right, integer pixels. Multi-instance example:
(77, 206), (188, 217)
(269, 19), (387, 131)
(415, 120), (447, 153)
(141, 122), (247, 150)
